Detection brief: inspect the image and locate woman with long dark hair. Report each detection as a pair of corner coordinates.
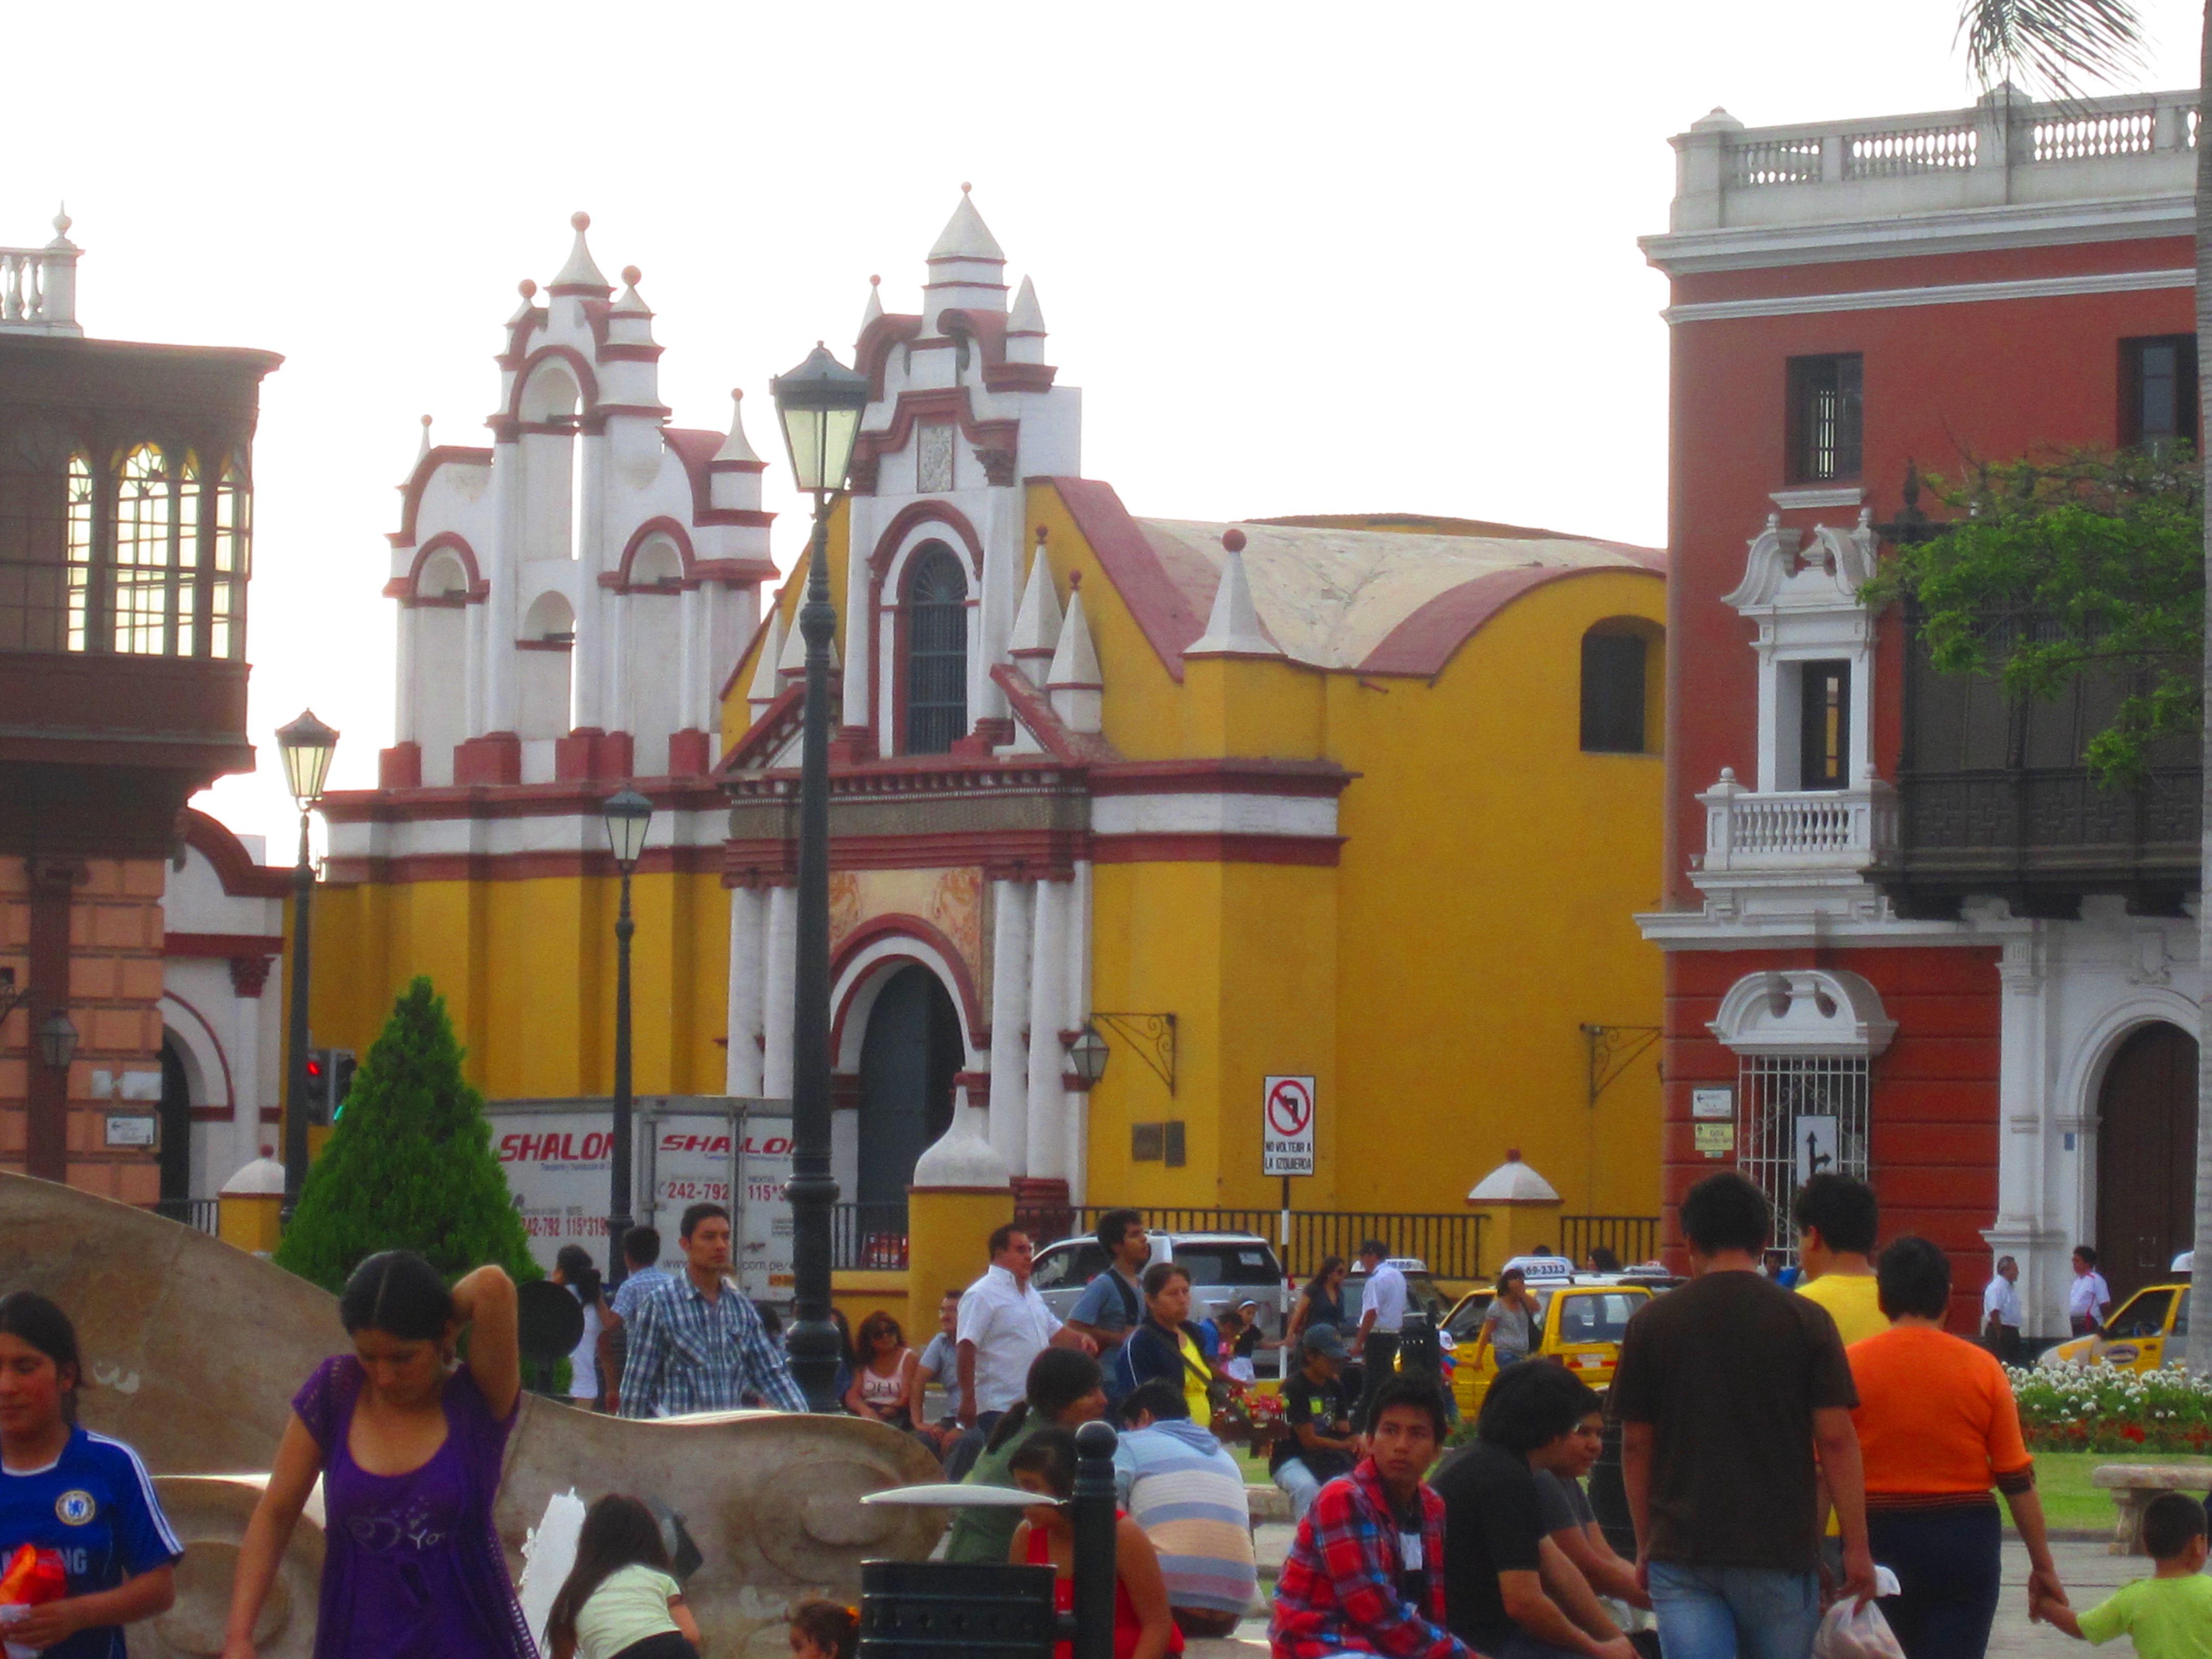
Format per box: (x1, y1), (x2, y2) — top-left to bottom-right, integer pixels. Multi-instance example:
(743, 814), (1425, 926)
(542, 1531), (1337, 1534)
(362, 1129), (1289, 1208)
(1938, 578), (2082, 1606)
(1285, 1258), (1348, 1352)
(843, 1311), (917, 1429)
(1008, 1427), (1182, 1659)
(221, 1251), (535, 1659)
(943, 1347), (1106, 1565)
(0, 1291), (181, 1656)
(553, 1246), (611, 1412)
(545, 1494), (699, 1659)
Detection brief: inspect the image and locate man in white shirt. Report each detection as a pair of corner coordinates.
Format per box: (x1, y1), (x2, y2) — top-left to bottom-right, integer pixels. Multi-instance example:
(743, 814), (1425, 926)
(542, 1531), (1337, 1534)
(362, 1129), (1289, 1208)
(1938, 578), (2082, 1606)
(1981, 1254), (2024, 1362)
(2069, 1246), (2113, 1336)
(954, 1225), (1094, 1439)
(1352, 1239), (1408, 1429)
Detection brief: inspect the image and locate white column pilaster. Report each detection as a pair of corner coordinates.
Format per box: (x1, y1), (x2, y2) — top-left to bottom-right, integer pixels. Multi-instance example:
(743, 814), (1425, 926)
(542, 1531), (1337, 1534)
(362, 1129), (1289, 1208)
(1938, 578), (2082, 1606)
(725, 886), (766, 1096)
(1064, 859), (1093, 1202)
(989, 878), (1034, 1173)
(573, 430), (608, 729)
(843, 502), (874, 730)
(762, 884), (798, 1099)
(483, 438), (521, 734)
(395, 605), (418, 743)
(678, 585), (700, 738)
(231, 982), (264, 1177)
(1026, 878), (1070, 1180)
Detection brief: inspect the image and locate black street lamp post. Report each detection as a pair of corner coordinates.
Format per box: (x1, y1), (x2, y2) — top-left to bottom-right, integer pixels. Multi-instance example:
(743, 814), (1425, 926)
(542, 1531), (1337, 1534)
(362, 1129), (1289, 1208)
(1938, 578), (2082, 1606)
(275, 710), (338, 1227)
(602, 789), (654, 1290)
(769, 341), (871, 1412)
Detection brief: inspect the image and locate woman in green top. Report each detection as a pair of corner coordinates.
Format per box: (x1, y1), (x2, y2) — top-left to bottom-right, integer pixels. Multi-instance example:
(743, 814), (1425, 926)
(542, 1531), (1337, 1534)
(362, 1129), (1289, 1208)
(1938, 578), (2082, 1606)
(943, 1349), (1107, 1563)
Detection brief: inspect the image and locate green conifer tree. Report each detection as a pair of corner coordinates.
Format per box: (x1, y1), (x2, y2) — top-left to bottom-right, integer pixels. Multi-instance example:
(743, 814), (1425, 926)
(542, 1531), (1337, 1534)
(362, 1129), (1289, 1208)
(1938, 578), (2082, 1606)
(275, 975), (539, 1293)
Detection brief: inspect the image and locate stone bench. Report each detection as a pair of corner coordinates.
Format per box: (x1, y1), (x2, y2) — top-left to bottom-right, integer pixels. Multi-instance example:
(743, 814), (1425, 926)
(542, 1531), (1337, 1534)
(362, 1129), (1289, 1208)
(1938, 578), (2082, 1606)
(1246, 1483), (1293, 1523)
(2091, 1464), (2210, 1555)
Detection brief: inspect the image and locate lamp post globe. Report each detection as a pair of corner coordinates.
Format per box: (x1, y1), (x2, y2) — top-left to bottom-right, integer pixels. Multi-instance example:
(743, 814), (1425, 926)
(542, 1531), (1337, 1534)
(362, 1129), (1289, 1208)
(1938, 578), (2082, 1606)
(36, 1012), (78, 1071)
(768, 340), (868, 1410)
(602, 788), (655, 1286)
(768, 343), (870, 498)
(276, 710), (338, 1227)
(1067, 1024), (1110, 1089)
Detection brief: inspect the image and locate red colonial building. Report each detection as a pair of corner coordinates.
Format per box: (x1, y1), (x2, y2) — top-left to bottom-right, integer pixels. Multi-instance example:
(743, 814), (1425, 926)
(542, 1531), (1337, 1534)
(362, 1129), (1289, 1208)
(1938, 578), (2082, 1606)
(1640, 86), (2200, 1335)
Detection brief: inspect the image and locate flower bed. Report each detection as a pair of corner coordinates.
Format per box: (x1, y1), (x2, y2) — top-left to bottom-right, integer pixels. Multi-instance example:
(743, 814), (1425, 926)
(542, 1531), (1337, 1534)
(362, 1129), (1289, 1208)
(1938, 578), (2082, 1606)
(2010, 1365), (2212, 1454)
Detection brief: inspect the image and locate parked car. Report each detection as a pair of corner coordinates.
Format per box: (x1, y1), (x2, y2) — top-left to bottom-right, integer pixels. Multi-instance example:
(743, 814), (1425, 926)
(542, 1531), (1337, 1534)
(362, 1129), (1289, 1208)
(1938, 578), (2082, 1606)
(1031, 1229), (1291, 1346)
(2040, 1282), (2192, 1371)
(1439, 1277), (1658, 1418)
(1338, 1258), (1455, 1331)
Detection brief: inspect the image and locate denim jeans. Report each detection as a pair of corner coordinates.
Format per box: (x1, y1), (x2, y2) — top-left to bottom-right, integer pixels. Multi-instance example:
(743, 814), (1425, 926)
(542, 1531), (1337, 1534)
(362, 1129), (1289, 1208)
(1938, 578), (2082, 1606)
(1646, 1560), (1821, 1659)
(1275, 1458), (1325, 1523)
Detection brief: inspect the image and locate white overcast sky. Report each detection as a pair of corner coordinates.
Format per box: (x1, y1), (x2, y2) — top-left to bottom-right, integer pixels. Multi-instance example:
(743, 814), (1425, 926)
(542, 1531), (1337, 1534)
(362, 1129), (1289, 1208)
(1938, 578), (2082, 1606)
(5, 0), (2199, 851)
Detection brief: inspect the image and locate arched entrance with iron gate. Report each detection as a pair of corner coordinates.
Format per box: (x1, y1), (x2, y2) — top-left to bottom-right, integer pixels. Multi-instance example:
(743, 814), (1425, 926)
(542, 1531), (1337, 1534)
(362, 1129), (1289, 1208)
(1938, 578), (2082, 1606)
(856, 964), (962, 1207)
(2096, 1019), (2199, 1306)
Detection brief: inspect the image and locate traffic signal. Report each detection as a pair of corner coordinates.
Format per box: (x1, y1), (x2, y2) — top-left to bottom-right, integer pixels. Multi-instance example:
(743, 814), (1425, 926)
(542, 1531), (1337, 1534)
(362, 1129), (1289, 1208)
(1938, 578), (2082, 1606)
(304, 1048), (357, 1126)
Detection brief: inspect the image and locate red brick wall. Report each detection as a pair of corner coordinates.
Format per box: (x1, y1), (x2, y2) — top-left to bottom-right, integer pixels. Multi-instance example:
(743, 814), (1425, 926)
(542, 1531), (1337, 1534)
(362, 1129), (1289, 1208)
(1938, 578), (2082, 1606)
(0, 856), (165, 1204)
(1662, 944), (2002, 1332)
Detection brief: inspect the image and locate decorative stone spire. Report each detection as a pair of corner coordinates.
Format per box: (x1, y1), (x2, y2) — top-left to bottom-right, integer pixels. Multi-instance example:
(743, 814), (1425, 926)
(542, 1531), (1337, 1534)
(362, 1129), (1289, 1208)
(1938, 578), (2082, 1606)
(777, 592), (836, 676)
(748, 610), (785, 716)
(1047, 572), (1103, 734)
(860, 273), (884, 333)
(923, 183), (1008, 332)
(406, 414), (432, 480)
(549, 210), (612, 296)
(715, 389), (763, 465)
(507, 278), (540, 325)
(1185, 527), (1281, 657)
(1007, 526), (1064, 682)
(612, 264), (650, 317)
(1008, 275), (1046, 336)
(47, 204), (76, 251)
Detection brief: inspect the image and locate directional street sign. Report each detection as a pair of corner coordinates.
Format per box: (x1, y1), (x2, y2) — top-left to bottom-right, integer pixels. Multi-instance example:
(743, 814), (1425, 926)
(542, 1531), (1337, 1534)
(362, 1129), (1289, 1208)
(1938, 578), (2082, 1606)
(1262, 1075), (1316, 1176)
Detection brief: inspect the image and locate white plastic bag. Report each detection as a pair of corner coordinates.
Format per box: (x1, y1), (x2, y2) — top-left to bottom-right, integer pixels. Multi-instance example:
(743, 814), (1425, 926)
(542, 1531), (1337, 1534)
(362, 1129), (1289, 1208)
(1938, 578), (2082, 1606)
(1812, 1568), (1905, 1659)
(516, 1488), (588, 1657)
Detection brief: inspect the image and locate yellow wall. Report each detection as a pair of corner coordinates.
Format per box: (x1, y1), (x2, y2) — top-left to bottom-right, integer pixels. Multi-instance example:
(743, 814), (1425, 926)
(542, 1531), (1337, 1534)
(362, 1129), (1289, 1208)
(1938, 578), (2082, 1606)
(312, 868), (731, 1100)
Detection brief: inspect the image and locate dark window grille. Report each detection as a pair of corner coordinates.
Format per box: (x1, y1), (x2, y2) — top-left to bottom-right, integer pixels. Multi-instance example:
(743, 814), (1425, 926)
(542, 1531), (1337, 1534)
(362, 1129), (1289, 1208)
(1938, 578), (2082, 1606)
(1797, 660), (1852, 789)
(1581, 632), (1647, 753)
(2121, 335), (2199, 452)
(1786, 354), (1863, 483)
(904, 544), (968, 754)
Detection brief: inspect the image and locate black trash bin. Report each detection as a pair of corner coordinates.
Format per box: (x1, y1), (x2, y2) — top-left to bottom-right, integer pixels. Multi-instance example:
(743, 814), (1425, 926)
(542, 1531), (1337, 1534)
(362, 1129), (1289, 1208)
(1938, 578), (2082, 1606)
(859, 1560), (1060, 1659)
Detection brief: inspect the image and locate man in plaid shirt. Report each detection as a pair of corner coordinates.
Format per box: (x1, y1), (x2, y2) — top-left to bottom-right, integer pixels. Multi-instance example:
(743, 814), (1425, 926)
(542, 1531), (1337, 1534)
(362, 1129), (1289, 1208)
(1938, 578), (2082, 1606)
(617, 1202), (807, 1416)
(1271, 1377), (1472, 1659)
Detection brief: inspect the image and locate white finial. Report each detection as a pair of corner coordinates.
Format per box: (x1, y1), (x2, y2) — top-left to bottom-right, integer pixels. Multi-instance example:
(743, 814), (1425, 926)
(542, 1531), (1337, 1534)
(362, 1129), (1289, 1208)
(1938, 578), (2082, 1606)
(612, 264), (650, 315)
(1009, 275), (1047, 336)
(48, 203), (74, 248)
(1047, 577), (1103, 734)
(551, 210), (610, 291)
(1008, 527), (1065, 673)
(861, 273), (884, 332)
(416, 414), (433, 464)
(1186, 527), (1282, 658)
(507, 278), (540, 325)
(716, 388), (763, 465)
(929, 186), (1006, 263)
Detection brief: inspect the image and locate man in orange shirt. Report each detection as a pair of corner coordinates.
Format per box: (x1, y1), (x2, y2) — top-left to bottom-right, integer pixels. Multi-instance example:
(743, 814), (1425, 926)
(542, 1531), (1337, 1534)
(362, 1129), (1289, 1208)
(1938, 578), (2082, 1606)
(1848, 1236), (2068, 1655)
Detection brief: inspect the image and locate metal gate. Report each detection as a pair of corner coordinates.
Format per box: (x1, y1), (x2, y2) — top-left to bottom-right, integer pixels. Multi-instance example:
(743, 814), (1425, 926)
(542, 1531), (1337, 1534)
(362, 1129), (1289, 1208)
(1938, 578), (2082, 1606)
(1736, 1053), (1868, 1268)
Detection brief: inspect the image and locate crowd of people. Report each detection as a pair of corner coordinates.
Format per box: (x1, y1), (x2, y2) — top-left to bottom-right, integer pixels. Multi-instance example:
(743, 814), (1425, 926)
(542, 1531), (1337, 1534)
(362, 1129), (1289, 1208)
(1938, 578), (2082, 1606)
(5, 1181), (2206, 1659)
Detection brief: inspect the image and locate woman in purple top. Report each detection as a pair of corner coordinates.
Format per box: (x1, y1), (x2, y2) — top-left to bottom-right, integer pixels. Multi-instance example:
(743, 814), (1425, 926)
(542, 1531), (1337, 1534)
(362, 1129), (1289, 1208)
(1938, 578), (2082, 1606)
(220, 1252), (536, 1659)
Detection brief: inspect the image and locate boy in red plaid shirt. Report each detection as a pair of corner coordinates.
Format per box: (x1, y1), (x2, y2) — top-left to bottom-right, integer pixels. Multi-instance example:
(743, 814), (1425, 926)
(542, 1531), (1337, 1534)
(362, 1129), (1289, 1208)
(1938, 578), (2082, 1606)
(1271, 1377), (1473, 1659)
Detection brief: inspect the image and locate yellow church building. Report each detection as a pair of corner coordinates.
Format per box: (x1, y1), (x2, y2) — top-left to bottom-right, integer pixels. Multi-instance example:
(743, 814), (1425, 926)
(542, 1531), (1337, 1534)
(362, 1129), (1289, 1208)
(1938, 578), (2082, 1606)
(311, 194), (1666, 1275)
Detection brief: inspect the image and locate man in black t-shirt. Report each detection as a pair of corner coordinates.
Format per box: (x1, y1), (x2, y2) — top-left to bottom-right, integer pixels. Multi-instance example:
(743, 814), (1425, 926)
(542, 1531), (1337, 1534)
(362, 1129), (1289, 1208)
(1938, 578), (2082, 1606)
(1609, 1171), (1873, 1659)
(1272, 1324), (1362, 1522)
(1432, 1363), (1636, 1659)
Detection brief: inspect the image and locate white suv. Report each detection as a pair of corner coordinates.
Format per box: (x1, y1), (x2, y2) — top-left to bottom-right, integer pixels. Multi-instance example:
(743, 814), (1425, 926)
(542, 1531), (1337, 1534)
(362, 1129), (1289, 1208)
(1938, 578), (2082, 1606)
(1030, 1229), (1290, 1348)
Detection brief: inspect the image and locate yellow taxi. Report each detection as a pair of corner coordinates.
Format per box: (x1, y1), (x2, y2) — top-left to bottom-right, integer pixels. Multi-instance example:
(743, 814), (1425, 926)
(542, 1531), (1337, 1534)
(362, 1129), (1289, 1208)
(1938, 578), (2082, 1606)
(2040, 1282), (2192, 1372)
(1439, 1264), (1657, 1418)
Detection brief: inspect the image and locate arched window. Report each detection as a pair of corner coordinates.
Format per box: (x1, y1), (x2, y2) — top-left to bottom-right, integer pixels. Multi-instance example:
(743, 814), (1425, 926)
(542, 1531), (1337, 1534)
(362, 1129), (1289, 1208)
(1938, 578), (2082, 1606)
(114, 445), (175, 654)
(65, 454), (93, 652)
(211, 462), (249, 660)
(1580, 621), (1662, 755)
(904, 544), (968, 754)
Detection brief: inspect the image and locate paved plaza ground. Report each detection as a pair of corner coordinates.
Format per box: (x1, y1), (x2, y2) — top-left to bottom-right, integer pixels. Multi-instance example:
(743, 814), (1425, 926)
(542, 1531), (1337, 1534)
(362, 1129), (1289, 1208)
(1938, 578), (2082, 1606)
(1211, 1526), (2149, 1656)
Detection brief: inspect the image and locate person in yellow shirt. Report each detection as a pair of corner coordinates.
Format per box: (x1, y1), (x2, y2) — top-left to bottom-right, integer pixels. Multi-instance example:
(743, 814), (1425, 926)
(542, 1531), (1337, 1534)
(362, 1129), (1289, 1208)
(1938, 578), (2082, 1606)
(1794, 1174), (1886, 1346)
(2037, 1490), (2212, 1658)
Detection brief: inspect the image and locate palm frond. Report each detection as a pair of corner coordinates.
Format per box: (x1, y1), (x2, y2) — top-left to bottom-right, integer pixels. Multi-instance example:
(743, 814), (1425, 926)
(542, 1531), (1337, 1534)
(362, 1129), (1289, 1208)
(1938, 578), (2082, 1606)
(1956, 0), (2149, 99)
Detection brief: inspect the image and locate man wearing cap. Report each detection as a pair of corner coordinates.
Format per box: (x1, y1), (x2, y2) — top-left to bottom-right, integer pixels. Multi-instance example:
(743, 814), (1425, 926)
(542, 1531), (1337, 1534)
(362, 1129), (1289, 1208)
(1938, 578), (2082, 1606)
(1273, 1324), (1364, 1523)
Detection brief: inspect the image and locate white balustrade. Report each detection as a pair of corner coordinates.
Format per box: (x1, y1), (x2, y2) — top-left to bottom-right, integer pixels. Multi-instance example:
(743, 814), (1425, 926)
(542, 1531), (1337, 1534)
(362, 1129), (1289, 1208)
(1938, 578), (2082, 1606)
(0, 216), (81, 336)
(1697, 769), (1896, 874)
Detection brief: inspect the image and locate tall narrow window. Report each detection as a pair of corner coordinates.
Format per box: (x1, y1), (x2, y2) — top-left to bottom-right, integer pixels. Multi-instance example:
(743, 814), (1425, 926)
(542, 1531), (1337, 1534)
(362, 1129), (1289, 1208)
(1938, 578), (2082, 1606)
(904, 544), (969, 754)
(172, 455), (199, 652)
(114, 445), (173, 654)
(1786, 354), (1863, 483)
(212, 463), (249, 659)
(2121, 335), (2199, 452)
(1798, 660), (1851, 789)
(1580, 631), (1647, 753)
(65, 454), (93, 652)
(1737, 1052), (1870, 1270)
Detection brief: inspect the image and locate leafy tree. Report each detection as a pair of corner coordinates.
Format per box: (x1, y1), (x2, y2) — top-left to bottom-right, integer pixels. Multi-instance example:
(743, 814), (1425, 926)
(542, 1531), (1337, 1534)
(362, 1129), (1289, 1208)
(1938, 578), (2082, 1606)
(1866, 448), (2201, 785)
(275, 975), (539, 1293)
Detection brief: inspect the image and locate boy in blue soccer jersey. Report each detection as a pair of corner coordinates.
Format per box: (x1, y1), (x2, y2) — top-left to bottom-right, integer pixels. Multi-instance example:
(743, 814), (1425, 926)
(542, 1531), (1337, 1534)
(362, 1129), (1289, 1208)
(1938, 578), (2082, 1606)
(0, 1293), (178, 1658)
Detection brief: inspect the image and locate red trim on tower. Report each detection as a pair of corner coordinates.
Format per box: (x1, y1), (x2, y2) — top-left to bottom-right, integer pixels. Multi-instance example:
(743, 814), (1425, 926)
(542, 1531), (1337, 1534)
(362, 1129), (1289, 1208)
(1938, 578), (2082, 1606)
(613, 518), (696, 586)
(393, 533), (488, 606)
(1091, 833), (1344, 866)
(181, 810), (294, 899)
(389, 445), (494, 550)
(1088, 758), (1353, 798)
(164, 930), (285, 958)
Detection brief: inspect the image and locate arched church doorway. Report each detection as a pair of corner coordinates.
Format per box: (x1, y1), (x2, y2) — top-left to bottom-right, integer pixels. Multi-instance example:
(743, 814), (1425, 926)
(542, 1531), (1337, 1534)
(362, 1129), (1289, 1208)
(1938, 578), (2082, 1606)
(2097, 1020), (2199, 1304)
(158, 1039), (192, 1210)
(856, 965), (962, 1209)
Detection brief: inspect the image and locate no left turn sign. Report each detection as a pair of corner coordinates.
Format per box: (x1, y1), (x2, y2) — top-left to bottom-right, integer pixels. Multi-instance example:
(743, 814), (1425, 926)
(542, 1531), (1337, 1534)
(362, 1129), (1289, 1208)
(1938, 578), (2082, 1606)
(1263, 1075), (1316, 1176)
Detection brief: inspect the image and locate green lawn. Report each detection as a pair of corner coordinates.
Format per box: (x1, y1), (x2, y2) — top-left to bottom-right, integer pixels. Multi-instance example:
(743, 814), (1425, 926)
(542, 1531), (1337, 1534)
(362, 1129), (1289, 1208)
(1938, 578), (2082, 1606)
(1228, 1445), (2211, 1536)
